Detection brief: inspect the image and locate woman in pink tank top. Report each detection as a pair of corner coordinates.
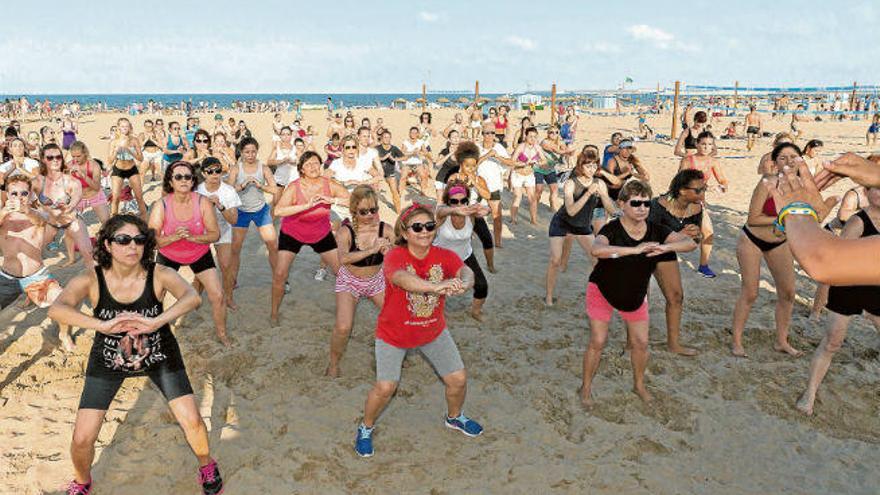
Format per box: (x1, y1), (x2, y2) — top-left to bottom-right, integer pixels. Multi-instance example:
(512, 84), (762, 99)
(270, 151), (350, 326)
(148, 161), (230, 346)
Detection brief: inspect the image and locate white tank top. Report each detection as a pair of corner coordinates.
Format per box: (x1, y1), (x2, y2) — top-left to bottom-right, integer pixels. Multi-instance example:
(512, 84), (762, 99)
(432, 215), (473, 261)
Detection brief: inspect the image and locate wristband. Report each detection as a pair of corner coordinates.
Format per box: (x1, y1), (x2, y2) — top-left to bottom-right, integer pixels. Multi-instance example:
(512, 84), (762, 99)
(775, 201), (818, 232)
(218, 205), (226, 212)
(611, 252), (619, 259)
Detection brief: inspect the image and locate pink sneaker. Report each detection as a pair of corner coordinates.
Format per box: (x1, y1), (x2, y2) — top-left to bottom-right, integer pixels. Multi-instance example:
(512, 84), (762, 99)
(65, 479), (91, 495)
(198, 459), (224, 495)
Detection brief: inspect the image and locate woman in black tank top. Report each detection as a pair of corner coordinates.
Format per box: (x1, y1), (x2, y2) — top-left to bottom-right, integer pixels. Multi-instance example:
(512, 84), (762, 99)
(545, 146), (616, 306)
(327, 186), (394, 377)
(798, 201), (880, 417)
(47, 215), (224, 495)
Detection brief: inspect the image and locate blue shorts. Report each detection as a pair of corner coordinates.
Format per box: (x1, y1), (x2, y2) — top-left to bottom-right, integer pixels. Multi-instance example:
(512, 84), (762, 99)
(869, 123), (880, 134)
(592, 207), (607, 221)
(534, 170), (558, 185)
(234, 203), (272, 228)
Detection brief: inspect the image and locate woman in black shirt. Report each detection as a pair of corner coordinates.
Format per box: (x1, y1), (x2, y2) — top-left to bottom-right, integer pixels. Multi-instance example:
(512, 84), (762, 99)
(583, 180), (696, 407)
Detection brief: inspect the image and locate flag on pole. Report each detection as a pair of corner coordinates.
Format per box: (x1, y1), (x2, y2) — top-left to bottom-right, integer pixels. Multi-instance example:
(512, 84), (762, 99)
(625, 77), (634, 83)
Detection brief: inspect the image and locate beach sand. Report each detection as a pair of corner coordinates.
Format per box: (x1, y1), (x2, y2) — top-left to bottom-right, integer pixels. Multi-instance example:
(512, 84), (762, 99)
(1, 107), (879, 494)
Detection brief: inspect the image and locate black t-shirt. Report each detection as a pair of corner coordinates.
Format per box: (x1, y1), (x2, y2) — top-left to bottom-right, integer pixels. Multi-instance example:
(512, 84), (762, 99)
(376, 144), (403, 170)
(647, 197), (702, 263)
(589, 218), (674, 311)
(435, 149), (460, 183)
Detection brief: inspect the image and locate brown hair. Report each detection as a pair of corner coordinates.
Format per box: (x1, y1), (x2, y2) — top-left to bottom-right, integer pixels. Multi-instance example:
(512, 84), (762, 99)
(39, 143), (67, 175)
(442, 179), (470, 205)
(393, 204), (434, 245)
(618, 179), (652, 202)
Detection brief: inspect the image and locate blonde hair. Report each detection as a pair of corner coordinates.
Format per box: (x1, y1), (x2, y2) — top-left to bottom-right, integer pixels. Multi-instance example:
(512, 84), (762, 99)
(349, 185), (379, 233)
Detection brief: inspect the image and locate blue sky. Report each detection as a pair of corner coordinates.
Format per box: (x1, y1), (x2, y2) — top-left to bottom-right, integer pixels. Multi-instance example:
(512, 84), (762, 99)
(2, 0), (877, 93)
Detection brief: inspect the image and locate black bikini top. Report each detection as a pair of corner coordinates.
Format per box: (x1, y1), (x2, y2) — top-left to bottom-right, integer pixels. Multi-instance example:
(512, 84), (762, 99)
(346, 221), (386, 267)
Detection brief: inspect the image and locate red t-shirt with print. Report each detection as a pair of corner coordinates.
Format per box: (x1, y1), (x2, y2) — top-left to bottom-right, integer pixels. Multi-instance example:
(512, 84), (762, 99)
(376, 245), (464, 348)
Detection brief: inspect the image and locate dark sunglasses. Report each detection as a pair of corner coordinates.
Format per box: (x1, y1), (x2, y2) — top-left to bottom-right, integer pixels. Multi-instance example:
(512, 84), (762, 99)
(627, 199), (651, 208)
(447, 198), (468, 206)
(173, 173), (193, 181)
(408, 221), (437, 233)
(8, 190), (29, 197)
(357, 207), (379, 216)
(110, 234), (148, 246)
(548, 131), (559, 135)
(194, 138), (209, 143)
(203, 168), (222, 175)
(343, 145), (357, 150)
(45, 155), (63, 161)
(482, 131), (494, 135)
(685, 186), (707, 194)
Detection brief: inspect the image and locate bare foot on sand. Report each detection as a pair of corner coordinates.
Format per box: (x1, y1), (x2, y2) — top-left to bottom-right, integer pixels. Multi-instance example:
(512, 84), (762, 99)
(217, 332), (232, 348)
(578, 387), (594, 410)
(774, 342), (803, 357)
(795, 391), (814, 416)
(325, 365), (339, 378)
(468, 308), (483, 322)
(731, 345), (749, 358)
(633, 385), (653, 403)
(487, 265), (497, 274)
(270, 315), (280, 328)
(226, 299), (238, 312)
(544, 296), (554, 307)
(668, 344), (698, 356)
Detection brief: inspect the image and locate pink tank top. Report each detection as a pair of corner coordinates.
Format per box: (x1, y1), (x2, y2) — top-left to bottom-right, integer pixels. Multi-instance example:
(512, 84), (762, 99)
(280, 178), (332, 243)
(159, 192), (210, 263)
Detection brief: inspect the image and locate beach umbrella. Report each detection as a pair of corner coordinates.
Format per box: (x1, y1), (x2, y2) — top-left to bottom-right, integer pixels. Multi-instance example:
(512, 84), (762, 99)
(437, 97), (450, 104)
(457, 97), (470, 103)
(495, 96), (512, 102)
(416, 97), (426, 103)
(477, 97), (490, 103)
(393, 98), (407, 103)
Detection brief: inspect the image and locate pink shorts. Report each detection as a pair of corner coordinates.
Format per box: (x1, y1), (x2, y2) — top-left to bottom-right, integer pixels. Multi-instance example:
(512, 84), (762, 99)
(585, 282), (649, 323)
(334, 265), (385, 299)
(77, 190), (108, 212)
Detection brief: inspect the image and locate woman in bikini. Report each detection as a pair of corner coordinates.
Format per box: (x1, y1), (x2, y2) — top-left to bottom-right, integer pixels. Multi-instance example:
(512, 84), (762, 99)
(757, 133), (793, 175)
(509, 127), (544, 225)
(33, 144), (94, 268)
(538, 125), (575, 213)
(108, 118), (146, 218)
(326, 185), (392, 377)
(68, 141), (110, 225)
(674, 111), (711, 158)
(730, 142), (803, 357)
(677, 131), (728, 278)
(139, 119), (163, 181)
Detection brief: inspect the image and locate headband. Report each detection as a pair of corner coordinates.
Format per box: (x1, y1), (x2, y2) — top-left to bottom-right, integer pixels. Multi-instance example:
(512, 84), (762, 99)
(400, 203), (427, 223)
(447, 186), (467, 197)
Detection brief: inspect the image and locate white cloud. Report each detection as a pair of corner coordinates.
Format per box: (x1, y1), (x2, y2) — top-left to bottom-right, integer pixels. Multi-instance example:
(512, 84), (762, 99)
(582, 41), (621, 54)
(418, 11), (439, 22)
(505, 35), (536, 51)
(627, 24), (675, 48)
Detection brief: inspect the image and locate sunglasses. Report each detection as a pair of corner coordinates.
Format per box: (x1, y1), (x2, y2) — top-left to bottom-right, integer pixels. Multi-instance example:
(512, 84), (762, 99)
(173, 174), (193, 181)
(110, 234), (148, 246)
(343, 145), (357, 150)
(447, 198), (468, 206)
(203, 168), (222, 175)
(7, 190), (29, 197)
(45, 155), (63, 161)
(195, 138), (209, 143)
(482, 131), (494, 135)
(549, 131), (559, 135)
(627, 199), (651, 208)
(408, 221), (437, 233)
(685, 186), (707, 194)
(357, 207), (379, 216)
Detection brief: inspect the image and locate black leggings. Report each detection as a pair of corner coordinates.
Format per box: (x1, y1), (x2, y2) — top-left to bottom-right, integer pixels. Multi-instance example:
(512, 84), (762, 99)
(473, 216), (494, 250)
(463, 254), (488, 300)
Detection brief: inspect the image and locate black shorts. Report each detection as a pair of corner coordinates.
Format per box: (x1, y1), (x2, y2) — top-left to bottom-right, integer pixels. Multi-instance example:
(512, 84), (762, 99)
(747, 126), (759, 135)
(488, 191), (501, 201)
(79, 366), (193, 410)
(111, 165), (139, 179)
(535, 170), (558, 185)
(278, 230), (337, 254)
(549, 212), (591, 237)
(826, 285), (880, 316)
(156, 250), (216, 274)
(382, 161), (397, 179)
(0, 272), (23, 309)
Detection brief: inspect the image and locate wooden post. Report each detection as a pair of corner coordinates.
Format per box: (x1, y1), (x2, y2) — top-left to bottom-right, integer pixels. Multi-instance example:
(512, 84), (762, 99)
(551, 83), (557, 123)
(421, 83), (426, 110)
(475, 80), (480, 104)
(850, 81), (858, 111)
(671, 81), (681, 140)
(734, 80), (739, 111)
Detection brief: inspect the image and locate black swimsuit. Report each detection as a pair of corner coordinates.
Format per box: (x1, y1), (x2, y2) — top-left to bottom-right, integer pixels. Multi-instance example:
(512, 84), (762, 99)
(346, 221), (386, 267)
(826, 210), (880, 316)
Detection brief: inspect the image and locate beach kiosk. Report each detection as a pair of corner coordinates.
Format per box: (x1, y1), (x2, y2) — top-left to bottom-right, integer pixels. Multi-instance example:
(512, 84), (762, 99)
(518, 93), (543, 110)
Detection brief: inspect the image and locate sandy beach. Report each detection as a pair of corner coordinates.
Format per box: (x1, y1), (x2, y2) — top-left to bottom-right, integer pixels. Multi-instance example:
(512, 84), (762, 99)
(2, 106), (879, 494)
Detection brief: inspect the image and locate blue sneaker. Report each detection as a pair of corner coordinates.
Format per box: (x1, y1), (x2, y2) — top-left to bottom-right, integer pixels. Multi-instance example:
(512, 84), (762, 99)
(697, 265), (717, 278)
(47, 241), (62, 252)
(445, 413), (483, 437)
(354, 423), (374, 457)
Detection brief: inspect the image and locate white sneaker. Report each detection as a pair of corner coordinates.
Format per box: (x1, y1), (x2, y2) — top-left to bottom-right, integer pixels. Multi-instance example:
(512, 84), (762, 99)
(284, 281), (290, 294)
(314, 268), (327, 281)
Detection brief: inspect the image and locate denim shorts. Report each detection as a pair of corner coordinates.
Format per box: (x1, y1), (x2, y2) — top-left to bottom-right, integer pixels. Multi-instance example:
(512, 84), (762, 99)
(234, 203), (272, 228)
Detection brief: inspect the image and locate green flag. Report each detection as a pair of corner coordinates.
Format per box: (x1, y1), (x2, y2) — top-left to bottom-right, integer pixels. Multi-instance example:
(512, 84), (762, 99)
(625, 77), (634, 83)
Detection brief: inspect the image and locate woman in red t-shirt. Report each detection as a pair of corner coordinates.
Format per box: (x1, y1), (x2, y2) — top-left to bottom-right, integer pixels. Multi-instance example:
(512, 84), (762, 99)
(353, 204), (483, 458)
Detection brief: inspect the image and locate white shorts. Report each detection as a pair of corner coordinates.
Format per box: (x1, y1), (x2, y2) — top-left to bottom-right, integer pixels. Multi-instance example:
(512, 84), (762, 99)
(511, 171), (536, 188)
(142, 150), (163, 165)
(470, 121), (482, 129)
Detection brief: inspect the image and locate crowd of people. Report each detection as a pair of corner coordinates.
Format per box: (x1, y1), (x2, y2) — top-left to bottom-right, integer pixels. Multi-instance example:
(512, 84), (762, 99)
(1, 101), (879, 495)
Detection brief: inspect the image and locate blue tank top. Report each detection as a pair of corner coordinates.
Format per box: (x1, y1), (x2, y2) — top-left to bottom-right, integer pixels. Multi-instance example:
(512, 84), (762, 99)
(164, 135), (184, 163)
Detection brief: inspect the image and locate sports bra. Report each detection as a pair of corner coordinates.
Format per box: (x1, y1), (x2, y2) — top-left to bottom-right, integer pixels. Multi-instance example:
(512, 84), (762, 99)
(494, 116), (508, 131)
(345, 220), (386, 267)
(143, 135), (158, 148)
(71, 160), (94, 189)
(115, 140), (136, 161)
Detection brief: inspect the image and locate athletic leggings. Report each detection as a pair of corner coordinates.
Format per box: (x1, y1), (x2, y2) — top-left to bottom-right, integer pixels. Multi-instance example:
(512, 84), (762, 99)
(463, 254), (488, 300)
(474, 216), (494, 250)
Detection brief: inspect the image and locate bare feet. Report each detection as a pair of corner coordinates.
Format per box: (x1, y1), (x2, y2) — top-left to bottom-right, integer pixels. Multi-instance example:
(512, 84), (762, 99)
(731, 345), (749, 358)
(544, 296), (554, 307)
(325, 364), (340, 378)
(226, 300), (238, 312)
(487, 265), (497, 274)
(216, 332), (232, 348)
(795, 391), (814, 416)
(774, 342), (804, 357)
(633, 385), (653, 403)
(559, 263), (569, 274)
(468, 308), (483, 322)
(270, 315), (280, 328)
(578, 387), (594, 410)
(59, 333), (75, 352)
(668, 344), (698, 356)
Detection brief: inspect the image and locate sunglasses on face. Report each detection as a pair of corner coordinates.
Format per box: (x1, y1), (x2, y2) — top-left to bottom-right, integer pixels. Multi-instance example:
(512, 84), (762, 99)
(195, 138), (209, 143)
(408, 221), (437, 233)
(173, 173), (193, 181)
(110, 234), (148, 246)
(203, 168), (222, 175)
(482, 131), (494, 135)
(8, 190), (29, 197)
(686, 186), (707, 194)
(627, 199), (651, 208)
(447, 197), (468, 206)
(357, 207), (379, 216)
(343, 145), (357, 150)
(45, 155), (63, 161)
